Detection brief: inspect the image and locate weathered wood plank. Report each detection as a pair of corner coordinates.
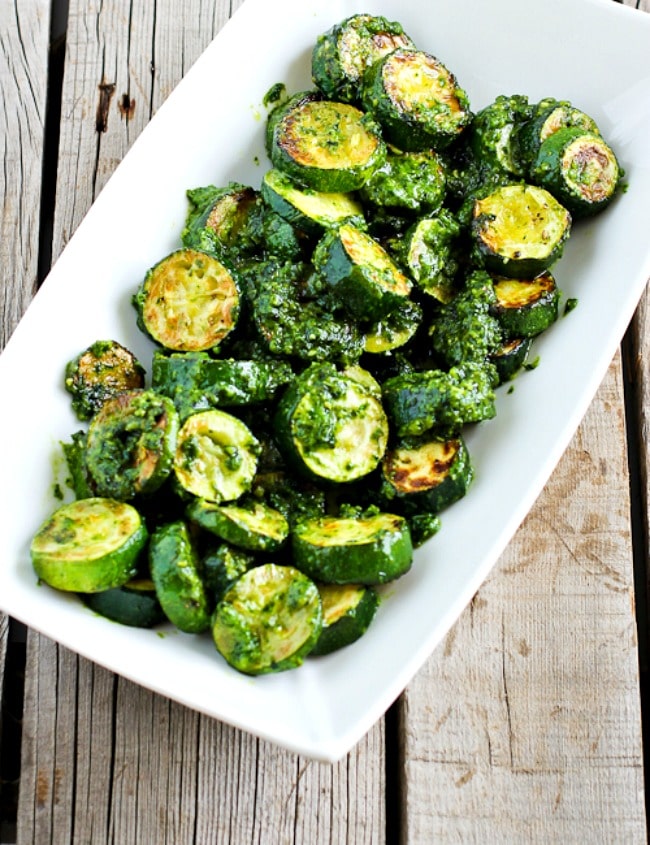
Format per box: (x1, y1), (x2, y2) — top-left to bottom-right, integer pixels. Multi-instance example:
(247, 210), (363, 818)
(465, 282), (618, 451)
(400, 357), (646, 842)
(17, 2), (386, 843)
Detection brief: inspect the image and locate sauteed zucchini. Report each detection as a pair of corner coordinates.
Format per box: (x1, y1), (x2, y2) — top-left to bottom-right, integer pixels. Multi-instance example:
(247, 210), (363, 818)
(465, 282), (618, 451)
(31, 12), (623, 677)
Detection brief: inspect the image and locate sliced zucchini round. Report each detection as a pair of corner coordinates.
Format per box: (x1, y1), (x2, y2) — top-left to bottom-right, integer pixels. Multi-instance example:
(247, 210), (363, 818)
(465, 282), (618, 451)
(187, 498), (289, 552)
(261, 169), (363, 235)
(363, 299), (422, 354)
(212, 563), (322, 675)
(31, 498), (147, 593)
(514, 98), (601, 170)
(82, 578), (165, 628)
(64, 340), (145, 421)
(311, 13), (414, 103)
(471, 183), (571, 278)
(530, 127), (621, 217)
(469, 94), (532, 177)
(173, 409), (261, 503)
(400, 210), (461, 303)
(360, 147), (447, 212)
(149, 520), (211, 634)
(490, 336), (532, 383)
(292, 512), (413, 585)
(86, 390), (179, 500)
(361, 48), (472, 151)
(269, 97), (386, 192)
(274, 363), (389, 484)
(313, 223), (412, 321)
(310, 584), (379, 656)
(200, 543), (257, 602)
(182, 183), (259, 256)
(492, 271), (560, 337)
(134, 248), (240, 352)
(381, 436), (473, 514)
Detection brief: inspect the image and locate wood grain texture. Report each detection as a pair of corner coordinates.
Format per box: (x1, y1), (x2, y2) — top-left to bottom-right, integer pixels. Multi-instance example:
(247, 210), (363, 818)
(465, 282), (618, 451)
(399, 358), (646, 843)
(16, 2), (385, 842)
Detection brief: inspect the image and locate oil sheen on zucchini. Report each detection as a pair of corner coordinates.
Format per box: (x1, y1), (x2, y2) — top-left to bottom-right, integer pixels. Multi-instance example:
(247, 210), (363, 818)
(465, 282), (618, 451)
(310, 584), (379, 656)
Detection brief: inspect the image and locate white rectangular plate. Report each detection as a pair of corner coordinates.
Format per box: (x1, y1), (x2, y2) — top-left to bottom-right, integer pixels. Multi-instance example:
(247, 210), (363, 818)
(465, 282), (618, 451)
(1, 0), (649, 762)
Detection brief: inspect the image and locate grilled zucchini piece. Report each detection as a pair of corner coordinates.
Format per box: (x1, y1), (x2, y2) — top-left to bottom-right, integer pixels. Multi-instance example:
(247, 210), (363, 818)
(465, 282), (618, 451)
(86, 390), (179, 500)
(361, 48), (472, 152)
(82, 578), (165, 628)
(31, 498), (146, 593)
(311, 13), (414, 103)
(360, 147), (447, 213)
(469, 94), (532, 178)
(471, 183), (571, 278)
(310, 584), (379, 656)
(200, 543), (257, 602)
(261, 169), (363, 235)
(212, 563), (323, 675)
(363, 299), (422, 354)
(292, 512), (413, 585)
(269, 95), (386, 192)
(491, 336), (532, 383)
(173, 409), (261, 503)
(513, 97), (601, 170)
(399, 210), (461, 303)
(134, 248), (240, 352)
(187, 498), (289, 552)
(149, 520), (211, 633)
(313, 223), (412, 321)
(274, 363), (389, 484)
(381, 436), (473, 514)
(65, 340), (145, 421)
(181, 183), (259, 257)
(530, 127), (621, 217)
(492, 271), (560, 338)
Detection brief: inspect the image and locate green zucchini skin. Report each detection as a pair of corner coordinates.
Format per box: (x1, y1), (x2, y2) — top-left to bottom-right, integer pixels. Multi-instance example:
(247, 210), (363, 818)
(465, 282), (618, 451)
(292, 512), (413, 585)
(200, 543), (257, 602)
(31, 498), (147, 593)
(211, 564), (323, 675)
(311, 13), (415, 103)
(491, 271), (560, 338)
(273, 363), (389, 484)
(513, 97), (601, 171)
(82, 579), (165, 628)
(363, 299), (422, 355)
(181, 183), (260, 258)
(471, 183), (571, 278)
(64, 340), (145, 422)
(360, 147), (447, 213)
(149, 521), (211, 634)
(269, 96), (386, 193)
(133, 248), (241, 353)
(361, 48), (472, 152)
(399, 210), (461, 303)
(261, 169), (364, 236)
(380, 436), (474, 515)
(187, 498), (289, 552)
(313, 223), (412, 321)
(469, 94), (533, 178)
(86, 390), (179, 501)
(530, 127), (621, 218)
(310, 584), (379, 656)
(490, 336), (532, 383)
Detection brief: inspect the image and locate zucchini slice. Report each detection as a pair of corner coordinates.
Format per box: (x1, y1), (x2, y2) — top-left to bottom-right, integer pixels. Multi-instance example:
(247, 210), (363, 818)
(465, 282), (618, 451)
(471, 183), (571, 278)
(134, 248), (240, 352)
(200, 543), (257, 602)
(530, 127), (621, 217)
(212, 563), (322, 675)
(492, 271), (560, 337)
(491, 336), (532, 383)
(381, 436), (473, 514)
(149, 521), (211, 633)
(187, 498), (289, 552)
(469, 94), (532, 177)
(400, 210), (461, 303)
(86, 390), (179, 500)
(274, 363), (389, 484)
(363, 299), (422, 354)
(360, 147), (447, 212)
(514, 97), (601, 170)
(261, 169), (363, 235)
(361, 48), (472, 152)
(292, 512), (413, 585)
(173, 409), (261, 503)
(31, 498), (146, 593)
(313, 223), (412, 321)
(182, 183), (259, 256)
(64, 340), (145, 421)
(310, 584), (379, 656)
(311, 13), (414, 103)
(82, 578), (165, 628)
(269, 96), (386, 192)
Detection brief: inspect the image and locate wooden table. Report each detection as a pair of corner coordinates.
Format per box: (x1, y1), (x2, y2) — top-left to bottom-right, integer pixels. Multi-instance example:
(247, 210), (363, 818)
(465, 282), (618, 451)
(1, 1), (648, 841)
